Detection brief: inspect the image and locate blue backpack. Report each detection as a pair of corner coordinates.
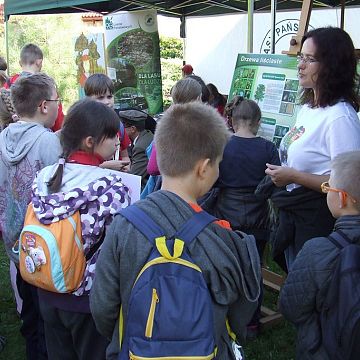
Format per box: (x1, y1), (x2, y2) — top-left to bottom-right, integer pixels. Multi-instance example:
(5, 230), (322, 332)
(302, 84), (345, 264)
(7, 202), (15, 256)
(118, 205), (218, 360)
(320, 230), (360, 360)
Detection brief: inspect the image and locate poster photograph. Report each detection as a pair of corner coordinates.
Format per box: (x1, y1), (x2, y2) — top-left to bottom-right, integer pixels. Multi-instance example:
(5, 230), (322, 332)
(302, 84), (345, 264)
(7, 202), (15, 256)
(104, 10), (163, 115)
(228, 53), (300, 146)
(74, 32), (106, 98)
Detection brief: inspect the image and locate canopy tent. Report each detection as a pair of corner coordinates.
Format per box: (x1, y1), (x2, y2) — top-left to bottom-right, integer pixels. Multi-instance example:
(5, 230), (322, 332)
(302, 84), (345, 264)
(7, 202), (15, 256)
(4, 0), (360, 19)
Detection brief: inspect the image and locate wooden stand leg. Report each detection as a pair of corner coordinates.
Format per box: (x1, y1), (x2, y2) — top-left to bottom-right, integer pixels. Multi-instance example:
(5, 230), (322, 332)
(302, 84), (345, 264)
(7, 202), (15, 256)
(260, 268), (285, 329)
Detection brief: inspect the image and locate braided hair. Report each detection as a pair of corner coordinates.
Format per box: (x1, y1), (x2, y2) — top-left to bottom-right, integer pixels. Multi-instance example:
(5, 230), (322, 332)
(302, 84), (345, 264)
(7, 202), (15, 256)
(0, 88), (17, 130)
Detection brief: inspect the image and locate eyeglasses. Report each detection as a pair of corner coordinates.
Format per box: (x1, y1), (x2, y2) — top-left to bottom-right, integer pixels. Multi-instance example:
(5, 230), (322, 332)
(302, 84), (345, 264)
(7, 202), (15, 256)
(45, 98), (62, 104)
(321, 182), (357, 203)
(296, 54), (319, 65)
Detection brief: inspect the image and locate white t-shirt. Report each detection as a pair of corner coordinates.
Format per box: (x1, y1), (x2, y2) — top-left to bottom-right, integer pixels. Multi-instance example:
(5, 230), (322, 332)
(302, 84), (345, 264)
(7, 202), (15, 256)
(279, 101), (360, 190)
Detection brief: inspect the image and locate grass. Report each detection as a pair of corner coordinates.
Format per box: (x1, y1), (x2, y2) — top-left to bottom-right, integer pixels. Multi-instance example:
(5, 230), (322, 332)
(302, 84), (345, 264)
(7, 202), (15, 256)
(0, 242), (296, 360)
(0, 242), (25, 359)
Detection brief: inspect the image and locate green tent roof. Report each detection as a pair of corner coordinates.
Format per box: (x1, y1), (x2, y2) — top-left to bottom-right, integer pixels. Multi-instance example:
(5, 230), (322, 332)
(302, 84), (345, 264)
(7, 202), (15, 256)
(4, 0), (359, 19)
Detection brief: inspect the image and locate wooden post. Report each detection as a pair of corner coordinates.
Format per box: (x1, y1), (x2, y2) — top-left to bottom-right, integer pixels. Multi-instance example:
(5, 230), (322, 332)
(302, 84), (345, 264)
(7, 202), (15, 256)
(282, 0), (313, 55)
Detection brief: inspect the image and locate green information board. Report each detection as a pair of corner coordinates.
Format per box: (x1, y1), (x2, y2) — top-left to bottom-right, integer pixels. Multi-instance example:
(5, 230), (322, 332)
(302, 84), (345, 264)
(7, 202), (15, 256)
(228, 54), (300, 147)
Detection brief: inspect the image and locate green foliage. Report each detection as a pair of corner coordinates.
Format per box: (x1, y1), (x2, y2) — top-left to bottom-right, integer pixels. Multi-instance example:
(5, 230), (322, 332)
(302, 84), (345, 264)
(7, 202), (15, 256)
(0, 14), (79, 111)
(161, 58), (182, 108)
(0, 242), (25, 359)
(159, 36), (183, 59)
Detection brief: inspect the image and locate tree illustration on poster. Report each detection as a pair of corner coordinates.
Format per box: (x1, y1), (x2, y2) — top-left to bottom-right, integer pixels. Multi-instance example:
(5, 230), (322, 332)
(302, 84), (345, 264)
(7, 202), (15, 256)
(254, 84), (265, 103)
(103, 10), (163, 115)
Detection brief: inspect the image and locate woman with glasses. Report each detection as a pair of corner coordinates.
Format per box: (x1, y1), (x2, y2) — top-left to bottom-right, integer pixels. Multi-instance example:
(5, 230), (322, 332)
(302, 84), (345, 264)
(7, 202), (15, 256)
(265, 27), (360, 269)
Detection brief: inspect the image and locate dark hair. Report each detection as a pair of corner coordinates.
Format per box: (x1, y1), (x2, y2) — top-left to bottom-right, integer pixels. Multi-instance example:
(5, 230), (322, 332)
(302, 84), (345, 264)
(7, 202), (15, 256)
(207, 83), (226, 108)
(226, 96), (261, 134)
(0, 56), (7, 71)
(300, 27), (359, 111)
(47, 99), (120, 192)
(84, 73), (114, 96)
(11, 73), (55, 117)
(20, 44), (43, 65)
(188, 75), (210, 103)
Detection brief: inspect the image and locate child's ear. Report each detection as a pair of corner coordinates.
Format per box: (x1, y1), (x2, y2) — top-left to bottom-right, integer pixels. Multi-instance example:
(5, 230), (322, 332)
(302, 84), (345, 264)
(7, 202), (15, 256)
(197, 158), (211, 180)
(339, 192), (347, 209)
(82, 136), (95, 150)
(39, 100), (48, 115)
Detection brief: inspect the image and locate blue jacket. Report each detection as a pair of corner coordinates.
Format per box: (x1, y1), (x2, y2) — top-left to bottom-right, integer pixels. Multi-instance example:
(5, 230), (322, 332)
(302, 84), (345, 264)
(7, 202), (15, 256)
(279, 215), (360, 359)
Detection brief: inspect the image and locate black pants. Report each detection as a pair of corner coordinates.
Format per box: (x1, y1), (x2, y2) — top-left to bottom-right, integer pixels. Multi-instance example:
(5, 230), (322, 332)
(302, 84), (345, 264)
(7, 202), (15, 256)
(39, 300), (109, 360)
(16, 270), (48, 360)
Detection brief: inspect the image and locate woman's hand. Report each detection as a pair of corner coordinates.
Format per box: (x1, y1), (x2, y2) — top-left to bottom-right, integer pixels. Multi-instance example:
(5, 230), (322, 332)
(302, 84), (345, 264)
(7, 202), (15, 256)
(265, 163), (296, 187)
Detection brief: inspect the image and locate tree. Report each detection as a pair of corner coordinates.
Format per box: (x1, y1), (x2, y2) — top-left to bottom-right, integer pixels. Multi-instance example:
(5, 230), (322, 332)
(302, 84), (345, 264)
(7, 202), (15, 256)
(1, 14), (80, 110)
(159, 36), (183, 59)
(254, 84), (265, 103)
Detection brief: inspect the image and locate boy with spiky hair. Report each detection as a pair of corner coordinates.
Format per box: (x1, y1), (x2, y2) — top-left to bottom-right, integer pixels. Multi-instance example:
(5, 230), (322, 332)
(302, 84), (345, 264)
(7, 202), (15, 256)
(280, 150), (360, 359)
(90, 102), (261, 359)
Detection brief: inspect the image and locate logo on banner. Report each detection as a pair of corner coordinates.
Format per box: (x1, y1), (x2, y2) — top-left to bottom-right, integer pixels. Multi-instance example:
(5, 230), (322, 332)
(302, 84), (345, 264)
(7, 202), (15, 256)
(260, 19), (314, 54)
(105, 17), (114, 30)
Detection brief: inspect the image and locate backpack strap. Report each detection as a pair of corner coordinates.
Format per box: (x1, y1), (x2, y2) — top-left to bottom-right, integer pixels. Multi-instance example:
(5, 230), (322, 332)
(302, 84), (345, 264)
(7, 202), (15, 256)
(120, 205), (216, 259)
(328, 229), (352, 249)
(120, 205), (165, 242)
(174, 211), (216, 245)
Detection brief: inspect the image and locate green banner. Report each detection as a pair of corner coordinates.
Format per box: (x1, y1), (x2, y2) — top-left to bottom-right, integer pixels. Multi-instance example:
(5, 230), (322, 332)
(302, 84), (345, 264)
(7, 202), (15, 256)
(104, 10), (163, 115)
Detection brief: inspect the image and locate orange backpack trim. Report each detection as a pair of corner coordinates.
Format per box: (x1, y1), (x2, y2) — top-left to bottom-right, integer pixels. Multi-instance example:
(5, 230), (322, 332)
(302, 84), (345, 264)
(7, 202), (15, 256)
(19, 204), (85, 293)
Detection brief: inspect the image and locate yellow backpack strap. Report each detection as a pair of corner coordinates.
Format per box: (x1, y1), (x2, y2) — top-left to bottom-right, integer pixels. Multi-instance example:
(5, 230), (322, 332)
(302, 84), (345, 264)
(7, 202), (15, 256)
(119, 306), (124, 349)
(226, 319), (237, 342)
(155, 236), (184, 260)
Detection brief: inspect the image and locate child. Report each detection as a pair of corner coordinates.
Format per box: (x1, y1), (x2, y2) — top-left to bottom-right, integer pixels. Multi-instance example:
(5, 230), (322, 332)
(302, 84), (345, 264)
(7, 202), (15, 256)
(5, 43), (64, 132)
(32, 98), (134, 360)
(211, 97), (280, 254)
(90, 102), (261, 359)
(0, 73), (62, 359)
(209, 96), (280, 338)
(84, 73), (131, 168)
(279, 150), (360, 359)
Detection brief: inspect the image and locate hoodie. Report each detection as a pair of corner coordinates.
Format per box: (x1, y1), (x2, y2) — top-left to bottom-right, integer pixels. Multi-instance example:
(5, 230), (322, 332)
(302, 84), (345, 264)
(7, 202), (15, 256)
(0, 121), (61, 262)
(90, 190), (261, 360)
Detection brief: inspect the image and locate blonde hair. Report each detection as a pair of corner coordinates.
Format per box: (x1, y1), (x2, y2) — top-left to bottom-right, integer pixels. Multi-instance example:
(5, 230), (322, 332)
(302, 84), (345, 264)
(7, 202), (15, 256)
(155, 102), (230, 177)
(171, 78), (202, 104)
(332, 151), (360, 209)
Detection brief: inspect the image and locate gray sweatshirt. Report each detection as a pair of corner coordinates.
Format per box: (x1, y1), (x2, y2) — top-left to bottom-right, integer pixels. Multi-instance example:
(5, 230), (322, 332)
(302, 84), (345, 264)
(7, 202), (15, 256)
(0, 121), (61, 262)
(90, 190), (261, 360)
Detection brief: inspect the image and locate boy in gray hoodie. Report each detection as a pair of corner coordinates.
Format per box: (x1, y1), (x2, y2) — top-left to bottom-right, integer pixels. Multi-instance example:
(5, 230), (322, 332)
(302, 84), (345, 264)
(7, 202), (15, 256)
(90, 102), (261, 360)
(0, 73), (62, 359)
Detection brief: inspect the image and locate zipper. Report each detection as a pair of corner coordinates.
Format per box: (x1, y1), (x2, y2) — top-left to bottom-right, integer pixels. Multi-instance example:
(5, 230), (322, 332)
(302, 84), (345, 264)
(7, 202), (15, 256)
(129, 352), (215, 360)
(145, 288), (159, 338)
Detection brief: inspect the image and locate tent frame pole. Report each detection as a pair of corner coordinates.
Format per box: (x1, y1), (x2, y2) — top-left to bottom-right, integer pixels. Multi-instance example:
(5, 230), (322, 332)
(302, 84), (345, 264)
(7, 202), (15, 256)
(247, 0), (254, 53)
(270, 0), (277, 54)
